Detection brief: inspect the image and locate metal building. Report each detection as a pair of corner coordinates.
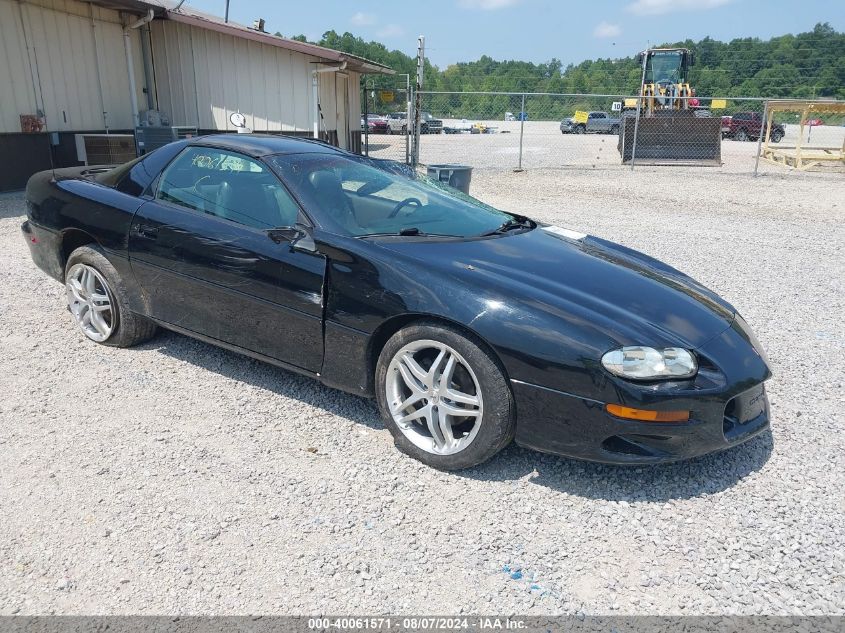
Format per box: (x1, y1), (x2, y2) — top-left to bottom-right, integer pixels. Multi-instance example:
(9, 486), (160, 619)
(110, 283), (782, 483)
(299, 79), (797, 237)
(0, 0), (392, 191)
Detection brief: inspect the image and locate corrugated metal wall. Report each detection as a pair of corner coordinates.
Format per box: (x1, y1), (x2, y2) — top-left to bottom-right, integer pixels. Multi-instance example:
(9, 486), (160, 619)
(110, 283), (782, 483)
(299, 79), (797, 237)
(0, 0), (145, 134)
(149, 19), (361, 146)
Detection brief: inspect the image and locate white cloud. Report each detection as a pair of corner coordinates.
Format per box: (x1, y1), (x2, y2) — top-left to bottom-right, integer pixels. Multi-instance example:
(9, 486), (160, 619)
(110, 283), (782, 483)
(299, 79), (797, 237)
(627, 0), (733, 15)
(593, 21), (621, 38)
(458, 0), (521, 9)
(376, 24), (405, 38)
(350, 12), (377, 26)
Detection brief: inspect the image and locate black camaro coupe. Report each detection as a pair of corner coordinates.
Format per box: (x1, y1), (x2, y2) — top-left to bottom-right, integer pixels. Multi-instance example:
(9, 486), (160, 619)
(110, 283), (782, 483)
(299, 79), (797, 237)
(22, 134), (771, 470)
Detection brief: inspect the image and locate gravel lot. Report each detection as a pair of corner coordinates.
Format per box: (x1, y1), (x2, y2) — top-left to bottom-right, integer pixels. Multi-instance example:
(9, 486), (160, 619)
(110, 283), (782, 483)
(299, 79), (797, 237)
(0, 161), (843, 615)
(367, 120), (845, 174)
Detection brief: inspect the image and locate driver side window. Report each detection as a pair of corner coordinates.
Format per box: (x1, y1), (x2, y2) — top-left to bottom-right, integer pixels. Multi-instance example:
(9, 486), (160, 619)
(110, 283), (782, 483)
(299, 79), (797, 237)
(157, 147), (301, 229)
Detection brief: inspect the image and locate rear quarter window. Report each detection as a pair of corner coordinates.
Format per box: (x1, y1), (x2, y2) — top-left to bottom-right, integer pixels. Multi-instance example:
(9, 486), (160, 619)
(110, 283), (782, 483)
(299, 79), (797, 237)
(96, 140), (188, 196)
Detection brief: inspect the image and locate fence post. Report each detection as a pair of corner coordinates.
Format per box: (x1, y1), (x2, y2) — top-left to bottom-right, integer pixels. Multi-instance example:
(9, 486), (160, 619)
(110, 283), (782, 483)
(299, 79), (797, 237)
(363, 84), (369, 156)
(412, 36), (425, 169)
(753, 100), (769, 178)
(405, 73), (410, 165)
(516, 93), (526, 171)
(630, 49), (648, 171)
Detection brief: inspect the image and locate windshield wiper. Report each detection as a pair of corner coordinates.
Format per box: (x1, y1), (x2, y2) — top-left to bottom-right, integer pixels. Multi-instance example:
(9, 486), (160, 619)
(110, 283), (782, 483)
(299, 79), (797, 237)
(479, 215), (534, 237)
(358, 228), (456, 238)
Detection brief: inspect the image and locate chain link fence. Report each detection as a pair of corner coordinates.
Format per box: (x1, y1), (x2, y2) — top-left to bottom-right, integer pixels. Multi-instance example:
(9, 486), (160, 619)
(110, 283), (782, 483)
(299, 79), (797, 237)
(361, 82), (412, 164)
(361, 91), (845, 176)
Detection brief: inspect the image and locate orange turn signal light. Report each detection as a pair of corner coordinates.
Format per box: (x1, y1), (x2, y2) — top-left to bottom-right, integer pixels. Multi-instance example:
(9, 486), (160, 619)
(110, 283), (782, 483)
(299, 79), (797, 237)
(605, 404), (690, 423)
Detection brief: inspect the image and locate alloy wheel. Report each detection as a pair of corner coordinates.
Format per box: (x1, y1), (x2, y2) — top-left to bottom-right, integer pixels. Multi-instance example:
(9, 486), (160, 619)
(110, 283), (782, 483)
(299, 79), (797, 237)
(385, 339), (484, 455)
(65, 263), (115, 342)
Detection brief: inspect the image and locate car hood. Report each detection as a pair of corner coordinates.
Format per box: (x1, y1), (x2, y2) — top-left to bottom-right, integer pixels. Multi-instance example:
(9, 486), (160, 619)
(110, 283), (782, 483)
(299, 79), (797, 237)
(377, 225), (736, 349)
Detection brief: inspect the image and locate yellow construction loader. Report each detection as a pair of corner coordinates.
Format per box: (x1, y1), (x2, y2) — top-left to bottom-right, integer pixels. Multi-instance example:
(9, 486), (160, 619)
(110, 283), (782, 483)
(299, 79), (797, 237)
(618, 47), (722, 164)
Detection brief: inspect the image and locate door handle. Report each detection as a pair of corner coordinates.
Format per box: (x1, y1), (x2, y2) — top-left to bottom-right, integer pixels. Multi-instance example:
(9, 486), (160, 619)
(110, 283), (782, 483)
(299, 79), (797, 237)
(133, 223), (159, 239)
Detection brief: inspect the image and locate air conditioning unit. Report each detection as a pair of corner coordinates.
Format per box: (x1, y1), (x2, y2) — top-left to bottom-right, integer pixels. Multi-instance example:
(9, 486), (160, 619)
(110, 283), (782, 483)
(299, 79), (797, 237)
(75, 134), (136, 165)
(134, 126), (198, 156)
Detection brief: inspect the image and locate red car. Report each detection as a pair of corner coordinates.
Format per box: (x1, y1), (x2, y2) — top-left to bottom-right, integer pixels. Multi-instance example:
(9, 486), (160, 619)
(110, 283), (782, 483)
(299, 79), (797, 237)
(721, 112), (784, 143)
(362, 115), (389, 134)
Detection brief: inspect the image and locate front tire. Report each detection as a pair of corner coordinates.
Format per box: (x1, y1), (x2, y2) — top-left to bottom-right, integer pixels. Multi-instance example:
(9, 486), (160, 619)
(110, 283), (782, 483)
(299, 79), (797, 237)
(735, 128), (749, 142)
(65, 245), (157, 347)
(375, 322), (515, 470)
(575, 124), (586, 134)
(770, 128), (784, 143)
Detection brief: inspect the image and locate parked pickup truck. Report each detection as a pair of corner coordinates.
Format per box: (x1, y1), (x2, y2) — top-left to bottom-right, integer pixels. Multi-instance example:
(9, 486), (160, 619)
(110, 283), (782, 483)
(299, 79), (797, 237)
(386, 112), (407, 134)
(386, 111), (443, 134)
(561, 111), (621, 135)
(721, 112), (784, 143)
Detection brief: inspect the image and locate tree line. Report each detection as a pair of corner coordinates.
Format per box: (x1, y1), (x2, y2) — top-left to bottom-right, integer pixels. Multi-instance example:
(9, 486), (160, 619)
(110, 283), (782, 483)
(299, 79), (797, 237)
(277, 23), (844, 119)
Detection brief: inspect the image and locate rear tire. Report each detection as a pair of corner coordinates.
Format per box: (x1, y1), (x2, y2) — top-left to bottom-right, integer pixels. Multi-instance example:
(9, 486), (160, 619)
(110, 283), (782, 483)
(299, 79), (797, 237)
(735, 128), (749, 142)
(65, 245), (157, 348)
(770, 128), (784, 143)
(610, 125), (620, 135)
(375, 322), (515, 471)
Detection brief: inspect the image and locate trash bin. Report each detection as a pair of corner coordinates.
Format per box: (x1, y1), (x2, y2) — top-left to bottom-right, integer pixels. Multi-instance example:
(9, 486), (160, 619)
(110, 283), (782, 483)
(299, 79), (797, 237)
(426, 164), (473, 195)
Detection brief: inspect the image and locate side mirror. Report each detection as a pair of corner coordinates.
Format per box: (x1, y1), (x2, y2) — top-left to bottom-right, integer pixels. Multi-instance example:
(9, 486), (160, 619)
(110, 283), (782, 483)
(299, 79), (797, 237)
(266, 225), (316, 252)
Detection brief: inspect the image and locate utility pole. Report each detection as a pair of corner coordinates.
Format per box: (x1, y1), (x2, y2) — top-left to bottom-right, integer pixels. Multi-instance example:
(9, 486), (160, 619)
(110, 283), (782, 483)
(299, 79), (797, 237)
(412, 35), (424, 168)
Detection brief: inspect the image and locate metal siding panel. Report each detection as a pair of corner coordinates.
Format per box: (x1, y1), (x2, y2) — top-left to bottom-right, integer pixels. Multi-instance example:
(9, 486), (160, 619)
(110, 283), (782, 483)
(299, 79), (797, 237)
(161, 21), (186, 125)
(293, 54), (311, 132)
(319, 71), (337, 133)
(148, 21), (363, 135)
(262, 43), (279, 131)
(219, 31), (238, 130)
(248, 40), (266, 131)
(21, 4), (57, 130)
(204, 29), (225, 129)
(191, 26), (212, 128)
(0, 1), (37, 133)
(349, 72), (361, 131)
(66, 12), (99, 129)
(233, 37), (253, 130)
(264, 47), (280, 131)
(149, 21), (168, 119)
(276, 49), (293, 131)
(177, 23), (197, 127)
(153, 20), (172, 123)
(151, 20), (175, 123)
(96, 19), (133, 129)
(130, 26), (146, 121)
(0, 0), (144, 134)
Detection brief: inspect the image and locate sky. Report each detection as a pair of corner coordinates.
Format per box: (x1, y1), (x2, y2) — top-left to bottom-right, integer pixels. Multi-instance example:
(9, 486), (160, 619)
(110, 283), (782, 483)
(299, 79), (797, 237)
(183, 0), (845, 68)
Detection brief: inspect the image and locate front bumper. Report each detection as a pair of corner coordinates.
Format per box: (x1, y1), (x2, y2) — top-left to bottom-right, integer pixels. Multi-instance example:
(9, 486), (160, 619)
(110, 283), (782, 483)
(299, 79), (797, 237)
(511, 319), (772, 464)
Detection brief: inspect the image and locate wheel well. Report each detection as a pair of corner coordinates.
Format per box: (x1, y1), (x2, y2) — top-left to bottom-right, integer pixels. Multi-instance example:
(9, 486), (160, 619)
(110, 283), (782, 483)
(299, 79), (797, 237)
(366, 313), (509, 391)
(59, 229), (97, 278)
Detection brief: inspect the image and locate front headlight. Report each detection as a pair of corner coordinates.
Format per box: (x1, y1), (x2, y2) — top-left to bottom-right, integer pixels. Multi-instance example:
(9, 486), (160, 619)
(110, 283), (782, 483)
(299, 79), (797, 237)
(601, 346), (697, 380)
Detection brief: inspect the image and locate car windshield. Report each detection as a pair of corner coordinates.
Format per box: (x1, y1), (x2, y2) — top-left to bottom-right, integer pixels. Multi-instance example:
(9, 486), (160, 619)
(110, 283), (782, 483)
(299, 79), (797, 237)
(270, 154), (514, 238)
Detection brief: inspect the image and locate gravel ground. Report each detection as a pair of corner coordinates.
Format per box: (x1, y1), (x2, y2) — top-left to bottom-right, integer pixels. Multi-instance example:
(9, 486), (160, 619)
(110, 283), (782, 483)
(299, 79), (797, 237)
(367, 120), (845, 175)
(0, 162), (843, 615)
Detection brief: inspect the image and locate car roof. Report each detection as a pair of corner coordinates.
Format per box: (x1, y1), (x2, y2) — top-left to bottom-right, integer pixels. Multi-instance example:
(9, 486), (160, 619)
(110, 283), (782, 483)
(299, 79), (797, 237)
(186, 133), (346, 158)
